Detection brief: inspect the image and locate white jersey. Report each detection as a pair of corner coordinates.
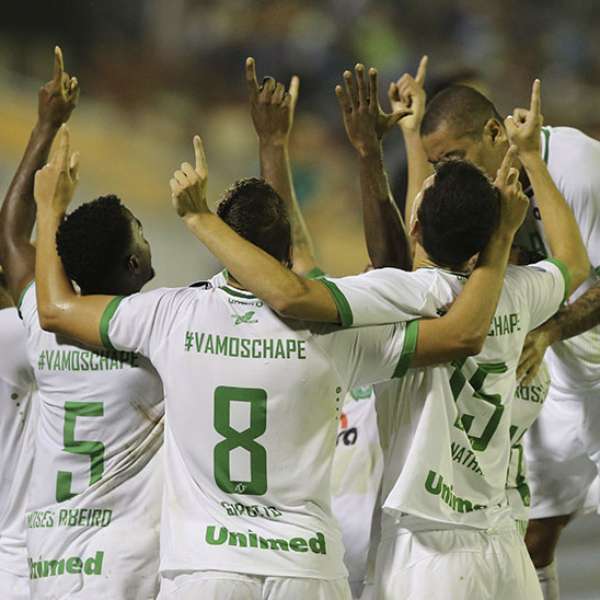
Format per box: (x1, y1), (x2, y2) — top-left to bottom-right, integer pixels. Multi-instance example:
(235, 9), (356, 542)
(323, 260), (567, 529)
(0, 308), (36, 578)
(507, 363), (550, 523)
(516, 126), (600, 392)
(19, 284), (164, 599)
(331, 387), (382, 593)
(102, 281), (414, 580)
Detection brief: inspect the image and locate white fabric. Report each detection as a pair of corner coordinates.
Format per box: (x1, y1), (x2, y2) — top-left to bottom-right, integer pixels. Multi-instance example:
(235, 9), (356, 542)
(373, 522), (542, 600)
(105, 283), (412, 580)
(519, 126), (600, 393)
(536, 561), (560, 600)
(158, 570), (351, 600)
(0, 567), (30, 599)
(329, 261), (566, 530)
(19, 284), (164, 600)
(525, 384), (600, 519)
(506, 363), (551, 522)
(0, 308), (35, 578)
(331, 388), (383, 597)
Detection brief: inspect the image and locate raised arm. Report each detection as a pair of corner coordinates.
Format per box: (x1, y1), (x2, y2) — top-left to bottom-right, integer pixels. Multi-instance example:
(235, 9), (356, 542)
(0, 47), (79, 303)
(245, 58), (317, 275)
(336, 64), (411, 269)
(505, 80), (590, 294)
(34, 126), (114, 346)
(389, 56), (434, 247)
(172, 136), (524, 360)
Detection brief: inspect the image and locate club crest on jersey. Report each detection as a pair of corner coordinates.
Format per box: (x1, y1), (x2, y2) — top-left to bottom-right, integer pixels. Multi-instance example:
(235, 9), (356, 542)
(233, 311), (258, 325)
(234, 482), (248, 493)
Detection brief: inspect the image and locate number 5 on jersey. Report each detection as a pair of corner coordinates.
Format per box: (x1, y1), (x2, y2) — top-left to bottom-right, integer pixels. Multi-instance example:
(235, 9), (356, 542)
(214, 386), (268, 495)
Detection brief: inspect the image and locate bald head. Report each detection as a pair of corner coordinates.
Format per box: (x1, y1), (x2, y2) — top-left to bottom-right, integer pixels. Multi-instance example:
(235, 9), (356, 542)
(421, 85), (503, 139)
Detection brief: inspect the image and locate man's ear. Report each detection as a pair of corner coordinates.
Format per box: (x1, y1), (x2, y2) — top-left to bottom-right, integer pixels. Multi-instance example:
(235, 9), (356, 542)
(127, 254), (141, 274)
(410, 218), (423, 246)
(483, 118), (507, 146)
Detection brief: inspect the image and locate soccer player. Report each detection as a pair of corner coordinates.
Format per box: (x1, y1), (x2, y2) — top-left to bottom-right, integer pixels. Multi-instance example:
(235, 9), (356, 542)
(0, 48), (164, 599)
(391, 56), (600, 598)
(0, 271), (36, 600)
(33, 99), (525, 599)
(171, 65), (589, 599)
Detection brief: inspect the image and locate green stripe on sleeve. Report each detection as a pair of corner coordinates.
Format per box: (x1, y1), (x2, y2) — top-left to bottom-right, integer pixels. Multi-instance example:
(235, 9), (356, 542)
(542, 127), (550, 164)
(17, 280), (34, 311)
(546, 258), (571, 302)
(393, 320), (419, 379)
(320, 279), (353, 327)
(306, 266), (326, 280)
(99, 296), (125, 350)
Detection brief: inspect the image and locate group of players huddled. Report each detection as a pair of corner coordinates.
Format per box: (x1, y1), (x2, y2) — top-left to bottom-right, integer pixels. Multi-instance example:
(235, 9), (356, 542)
(0, 46), (599, 600)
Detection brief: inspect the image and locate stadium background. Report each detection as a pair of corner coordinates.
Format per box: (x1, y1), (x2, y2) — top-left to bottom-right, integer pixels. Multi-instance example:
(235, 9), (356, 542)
(0, 1), (598, 597)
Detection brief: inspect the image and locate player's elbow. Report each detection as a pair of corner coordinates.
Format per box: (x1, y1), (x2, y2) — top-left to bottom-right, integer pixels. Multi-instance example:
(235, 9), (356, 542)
(37, 303), (63, 333)
(456, 331), (487, 357)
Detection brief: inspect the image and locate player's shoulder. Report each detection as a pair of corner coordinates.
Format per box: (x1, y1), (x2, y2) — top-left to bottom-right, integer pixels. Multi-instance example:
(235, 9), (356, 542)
(0, 306), (33, 385)
(545, 125), (600, 179)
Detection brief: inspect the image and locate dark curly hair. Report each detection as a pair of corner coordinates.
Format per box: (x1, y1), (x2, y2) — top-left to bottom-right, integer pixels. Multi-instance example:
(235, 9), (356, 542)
(418, 160), (500, 267)
(217, 177), (291, 263)
(56, 195), (133, 292)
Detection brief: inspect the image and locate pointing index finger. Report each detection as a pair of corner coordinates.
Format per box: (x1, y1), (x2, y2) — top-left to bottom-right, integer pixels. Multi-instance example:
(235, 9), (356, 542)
(498, 145), (518, 181)
(245, 57), (259, 98)
(415, 55), (428, 86)
(530, 79), (541, 116)
(55, 125), (71, 172)
(289, 75), (300, 106)
(193, 135), (207, 177)
(53, 46), (64, 85)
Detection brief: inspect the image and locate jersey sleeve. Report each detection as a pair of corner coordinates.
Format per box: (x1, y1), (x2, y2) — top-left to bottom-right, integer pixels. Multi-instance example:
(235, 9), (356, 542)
(321, 268), (432, 327)
(509, 259), (569, 331)
(101, 287), (193, 357)
(17, 281), (38, 333)
(327, 320), (419, 389)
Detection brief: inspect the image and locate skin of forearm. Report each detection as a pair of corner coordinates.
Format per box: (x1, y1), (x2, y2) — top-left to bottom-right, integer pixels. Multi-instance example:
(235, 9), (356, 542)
(185, 212), (338, 322)
(359, 145), (412, 270)
(403, 129), (433, 232)
(412, 230), (513, 365)
(0, 121), (59, 295)
(259, 141), (316, 274)
(520, 154), (590, 291)
(543, 283), (600, 343)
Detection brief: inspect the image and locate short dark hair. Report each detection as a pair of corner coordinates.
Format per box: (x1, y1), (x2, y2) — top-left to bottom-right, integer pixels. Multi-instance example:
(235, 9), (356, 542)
(217, 178), (291, 263)
(56, 195), (133, 292)
(421, 85), (503, 139)
(418, 160), (500, 267)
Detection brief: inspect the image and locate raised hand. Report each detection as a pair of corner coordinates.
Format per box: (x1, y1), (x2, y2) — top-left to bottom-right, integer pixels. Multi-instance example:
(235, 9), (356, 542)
(246, 57), (299, 146)
(504, 79), (543, 158)
(34, 125), (79, 214)
(170, 135), (209, 218)
(38, 46), (79, 128)
(494, 145), (529, 235)
(336, 64), (411, 157)
(388, 55), (427, 134)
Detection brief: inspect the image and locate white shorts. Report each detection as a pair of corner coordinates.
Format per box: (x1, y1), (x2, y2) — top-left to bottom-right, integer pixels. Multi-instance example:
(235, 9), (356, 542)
(0, 569), (30, 599)
(374, 525), (542, 600)
(524, 385), (600, 519)
(158, 570), (352, 600)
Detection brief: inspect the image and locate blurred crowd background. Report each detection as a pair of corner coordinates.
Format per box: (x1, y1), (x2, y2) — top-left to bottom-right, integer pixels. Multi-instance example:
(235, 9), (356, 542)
(1, 0), (600, 284)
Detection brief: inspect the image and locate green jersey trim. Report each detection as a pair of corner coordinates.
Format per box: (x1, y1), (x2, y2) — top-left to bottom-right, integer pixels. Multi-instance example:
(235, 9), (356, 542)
(306, 267), (326, 279)
(220, 286), (257, 300)
(320, 279), (353, 327)
(17, 280), (34, 311)
(542, 127), (551, 164)
(393, 319), (419, 379)
(546, 257), (571, 302)
(99, 296), (125, 350)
